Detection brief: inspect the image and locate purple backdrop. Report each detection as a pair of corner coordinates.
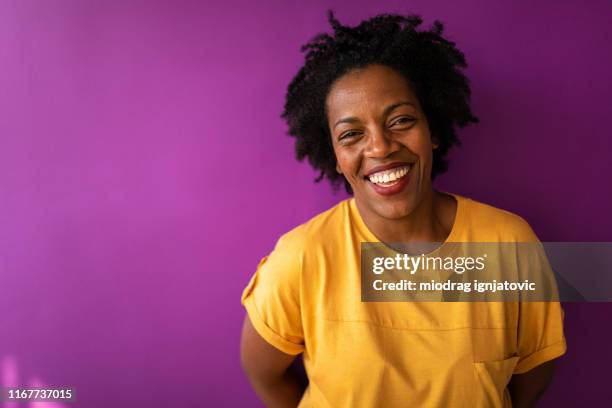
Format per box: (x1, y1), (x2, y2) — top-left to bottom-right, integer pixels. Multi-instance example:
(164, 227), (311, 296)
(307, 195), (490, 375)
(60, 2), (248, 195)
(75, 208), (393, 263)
(1, 1), (611, 407)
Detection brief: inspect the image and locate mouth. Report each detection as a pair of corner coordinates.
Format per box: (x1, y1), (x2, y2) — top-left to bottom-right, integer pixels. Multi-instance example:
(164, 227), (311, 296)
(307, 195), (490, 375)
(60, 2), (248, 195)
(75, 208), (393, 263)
(363, 164), (412, 196)
(364, 164), (411, 187)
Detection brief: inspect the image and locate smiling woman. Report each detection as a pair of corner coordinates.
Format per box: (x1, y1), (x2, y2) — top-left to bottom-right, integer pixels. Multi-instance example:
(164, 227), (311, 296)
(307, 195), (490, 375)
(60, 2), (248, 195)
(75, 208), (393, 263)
(240, 11), (566, 408)
(326, 64), (454, 242)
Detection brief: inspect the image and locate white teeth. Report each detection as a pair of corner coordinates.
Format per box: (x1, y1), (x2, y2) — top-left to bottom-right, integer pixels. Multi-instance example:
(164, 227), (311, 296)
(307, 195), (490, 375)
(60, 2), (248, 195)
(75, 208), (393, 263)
(368, 165), (410, 186)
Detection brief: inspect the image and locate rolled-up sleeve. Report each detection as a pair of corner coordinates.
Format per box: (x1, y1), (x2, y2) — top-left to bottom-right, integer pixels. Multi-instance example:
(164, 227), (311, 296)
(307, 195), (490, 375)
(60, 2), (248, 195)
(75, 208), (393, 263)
(514, 301), (567, 374)
(241, 234), (305, 355)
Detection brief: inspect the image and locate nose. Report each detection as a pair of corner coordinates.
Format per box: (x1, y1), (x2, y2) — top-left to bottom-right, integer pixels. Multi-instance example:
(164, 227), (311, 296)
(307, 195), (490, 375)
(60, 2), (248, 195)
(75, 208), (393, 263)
(364, 126), (400, 158)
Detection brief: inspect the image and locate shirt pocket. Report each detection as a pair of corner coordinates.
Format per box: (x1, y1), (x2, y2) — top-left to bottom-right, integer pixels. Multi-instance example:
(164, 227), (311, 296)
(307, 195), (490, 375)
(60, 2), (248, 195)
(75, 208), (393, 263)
(473, 356), (520, 408)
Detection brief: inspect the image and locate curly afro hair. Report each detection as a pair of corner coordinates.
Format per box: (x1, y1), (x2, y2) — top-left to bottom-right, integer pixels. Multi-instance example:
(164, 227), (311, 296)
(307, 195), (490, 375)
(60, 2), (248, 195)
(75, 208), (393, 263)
(281, 11), (479, 193)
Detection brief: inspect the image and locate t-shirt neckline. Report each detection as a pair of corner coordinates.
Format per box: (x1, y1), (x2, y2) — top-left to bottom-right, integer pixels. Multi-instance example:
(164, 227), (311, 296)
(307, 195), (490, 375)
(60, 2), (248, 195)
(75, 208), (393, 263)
(348, 192), (466, 245)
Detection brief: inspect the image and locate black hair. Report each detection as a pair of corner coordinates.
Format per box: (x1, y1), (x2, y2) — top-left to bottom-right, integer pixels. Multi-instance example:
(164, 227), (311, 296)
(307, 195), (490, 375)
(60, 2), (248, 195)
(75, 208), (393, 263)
(281, 11), (479, 193)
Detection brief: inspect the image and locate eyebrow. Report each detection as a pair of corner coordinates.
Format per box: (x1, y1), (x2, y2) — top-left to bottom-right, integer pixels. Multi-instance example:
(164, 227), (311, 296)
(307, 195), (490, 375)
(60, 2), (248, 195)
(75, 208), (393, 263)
(332, 101), (416, 130)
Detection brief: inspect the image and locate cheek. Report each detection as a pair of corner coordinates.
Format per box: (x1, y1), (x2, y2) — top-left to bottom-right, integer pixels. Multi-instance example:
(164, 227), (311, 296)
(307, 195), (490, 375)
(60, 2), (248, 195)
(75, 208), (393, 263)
(409, 130), (434, 157)
(333, 148), (359, 175)
(403, 139), (432, 159)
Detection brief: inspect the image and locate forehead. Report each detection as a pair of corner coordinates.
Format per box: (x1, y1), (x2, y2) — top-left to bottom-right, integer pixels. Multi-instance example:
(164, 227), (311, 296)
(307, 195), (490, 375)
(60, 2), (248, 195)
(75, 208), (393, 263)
(325, 64), (417, 118)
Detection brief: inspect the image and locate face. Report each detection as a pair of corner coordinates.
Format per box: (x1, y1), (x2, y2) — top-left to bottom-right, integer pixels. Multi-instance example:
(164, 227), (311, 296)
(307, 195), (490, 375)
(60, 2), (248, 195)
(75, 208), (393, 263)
(326, 64), (437, 221)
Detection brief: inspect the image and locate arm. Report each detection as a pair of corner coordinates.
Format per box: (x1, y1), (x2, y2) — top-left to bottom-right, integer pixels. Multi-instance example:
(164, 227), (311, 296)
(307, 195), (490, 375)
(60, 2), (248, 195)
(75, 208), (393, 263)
(240, 315), (307, 408)
(507, 360), (556, 408)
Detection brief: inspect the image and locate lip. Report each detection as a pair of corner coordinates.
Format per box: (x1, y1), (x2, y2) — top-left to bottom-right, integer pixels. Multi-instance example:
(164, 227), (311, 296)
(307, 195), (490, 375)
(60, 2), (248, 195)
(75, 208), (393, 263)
(367, 171), (411, 196)
(363, 162), (412, 177)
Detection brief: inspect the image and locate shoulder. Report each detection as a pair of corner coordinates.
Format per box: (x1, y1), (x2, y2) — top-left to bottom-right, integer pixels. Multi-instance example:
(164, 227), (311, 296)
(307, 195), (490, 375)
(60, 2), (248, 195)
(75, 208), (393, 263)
(457, 194), (539, 242)
(253, 199), (350, 284)
(274, 198), (351, 252)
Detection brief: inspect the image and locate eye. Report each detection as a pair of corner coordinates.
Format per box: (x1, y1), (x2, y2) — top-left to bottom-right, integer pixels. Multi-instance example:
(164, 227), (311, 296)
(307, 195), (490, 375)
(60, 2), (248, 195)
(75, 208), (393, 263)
(390, 116), (416, 127)
(339, 130), (362, 140)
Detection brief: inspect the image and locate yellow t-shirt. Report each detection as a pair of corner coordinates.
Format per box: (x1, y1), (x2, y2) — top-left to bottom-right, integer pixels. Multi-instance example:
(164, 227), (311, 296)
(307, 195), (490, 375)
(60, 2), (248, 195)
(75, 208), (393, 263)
(241, 194), (566, 407)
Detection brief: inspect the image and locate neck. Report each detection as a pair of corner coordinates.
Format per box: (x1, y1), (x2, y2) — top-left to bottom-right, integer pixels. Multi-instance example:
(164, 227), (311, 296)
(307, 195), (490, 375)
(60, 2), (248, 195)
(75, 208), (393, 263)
(356, 189), (454, 243)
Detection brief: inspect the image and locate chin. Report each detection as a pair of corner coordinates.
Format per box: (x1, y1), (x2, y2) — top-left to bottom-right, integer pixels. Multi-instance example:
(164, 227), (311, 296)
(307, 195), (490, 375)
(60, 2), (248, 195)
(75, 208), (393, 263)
(372, 199), (416, 220)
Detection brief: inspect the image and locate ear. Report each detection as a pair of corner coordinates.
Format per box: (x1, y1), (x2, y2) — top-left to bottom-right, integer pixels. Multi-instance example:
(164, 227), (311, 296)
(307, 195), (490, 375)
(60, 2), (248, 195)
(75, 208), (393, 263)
(431, 134), (440, 149)
(336, 163), (343, 174)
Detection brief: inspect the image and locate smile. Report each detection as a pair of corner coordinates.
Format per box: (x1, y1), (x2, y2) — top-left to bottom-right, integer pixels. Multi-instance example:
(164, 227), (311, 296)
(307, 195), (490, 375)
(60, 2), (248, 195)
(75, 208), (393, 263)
(367, 165), (411, 187)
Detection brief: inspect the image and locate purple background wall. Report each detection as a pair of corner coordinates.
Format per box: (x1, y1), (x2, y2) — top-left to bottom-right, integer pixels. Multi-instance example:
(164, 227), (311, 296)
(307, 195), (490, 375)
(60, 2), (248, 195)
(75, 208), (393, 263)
(1, 0), (610, 407)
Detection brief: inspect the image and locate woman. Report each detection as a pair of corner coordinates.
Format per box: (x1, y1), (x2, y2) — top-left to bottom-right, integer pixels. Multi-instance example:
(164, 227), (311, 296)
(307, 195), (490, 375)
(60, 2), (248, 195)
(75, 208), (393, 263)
(240, 12), (566, 407)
